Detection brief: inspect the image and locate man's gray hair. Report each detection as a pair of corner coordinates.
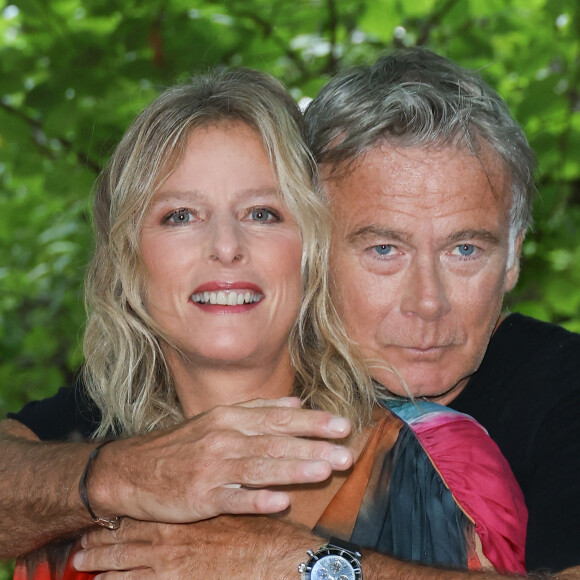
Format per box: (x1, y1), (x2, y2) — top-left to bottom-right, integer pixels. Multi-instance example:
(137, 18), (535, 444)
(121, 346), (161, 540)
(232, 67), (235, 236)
(305, 47), (536, 243)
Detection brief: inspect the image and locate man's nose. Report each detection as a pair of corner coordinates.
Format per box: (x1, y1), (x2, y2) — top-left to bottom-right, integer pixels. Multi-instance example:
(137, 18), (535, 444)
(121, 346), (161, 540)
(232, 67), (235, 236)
(206, 215), (246, 264)
(400, 259), (451, 321)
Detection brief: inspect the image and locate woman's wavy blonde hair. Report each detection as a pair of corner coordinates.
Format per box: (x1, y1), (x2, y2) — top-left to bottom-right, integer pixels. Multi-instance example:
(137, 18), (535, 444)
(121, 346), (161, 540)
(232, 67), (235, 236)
(83, 68), (382, 438)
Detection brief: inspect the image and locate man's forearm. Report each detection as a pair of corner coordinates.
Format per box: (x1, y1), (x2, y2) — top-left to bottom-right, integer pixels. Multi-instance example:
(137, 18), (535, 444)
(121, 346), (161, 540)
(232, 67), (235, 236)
(0, 419), (97, 558)
(363, 551), (514, 579)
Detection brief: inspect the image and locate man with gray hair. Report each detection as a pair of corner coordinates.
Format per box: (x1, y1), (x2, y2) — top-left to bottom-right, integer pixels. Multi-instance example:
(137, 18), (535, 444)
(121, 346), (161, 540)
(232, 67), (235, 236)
(302, 47), (579, 574)
(2, 48), (579, 578)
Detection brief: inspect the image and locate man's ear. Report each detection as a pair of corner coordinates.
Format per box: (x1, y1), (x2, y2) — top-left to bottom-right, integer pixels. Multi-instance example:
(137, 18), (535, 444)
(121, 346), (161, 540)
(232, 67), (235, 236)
(505, 232), (525, 292)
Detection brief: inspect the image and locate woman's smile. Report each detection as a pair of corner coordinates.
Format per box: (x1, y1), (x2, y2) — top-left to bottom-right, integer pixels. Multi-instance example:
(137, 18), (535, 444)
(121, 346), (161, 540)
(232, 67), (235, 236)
(190, 281), (264, 311)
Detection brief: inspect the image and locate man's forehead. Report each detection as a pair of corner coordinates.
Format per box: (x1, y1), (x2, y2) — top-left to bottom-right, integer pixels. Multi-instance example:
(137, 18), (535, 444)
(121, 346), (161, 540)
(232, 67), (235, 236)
(323, 142), (513, 244)
(323, 143), (510, 207)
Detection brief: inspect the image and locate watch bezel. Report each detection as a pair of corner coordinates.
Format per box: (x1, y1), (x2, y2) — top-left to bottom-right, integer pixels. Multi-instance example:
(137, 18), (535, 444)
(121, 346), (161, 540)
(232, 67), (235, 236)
(298, 540), (363, 579)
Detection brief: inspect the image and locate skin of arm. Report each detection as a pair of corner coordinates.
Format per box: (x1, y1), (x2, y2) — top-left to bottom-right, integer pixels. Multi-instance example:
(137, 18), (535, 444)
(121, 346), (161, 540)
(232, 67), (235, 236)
(73, 516), (580, 580)
(0, 398), (354, 559)
(0, 419), (96, 558)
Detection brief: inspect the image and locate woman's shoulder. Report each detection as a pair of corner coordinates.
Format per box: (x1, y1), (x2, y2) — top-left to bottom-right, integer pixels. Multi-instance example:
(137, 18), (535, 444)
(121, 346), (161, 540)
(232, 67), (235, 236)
(382, 397), (527, 574)
(382, 398), (486, 432)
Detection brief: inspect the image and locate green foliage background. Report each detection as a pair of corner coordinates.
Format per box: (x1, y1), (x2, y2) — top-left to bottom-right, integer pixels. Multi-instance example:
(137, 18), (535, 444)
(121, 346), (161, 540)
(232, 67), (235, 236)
(0, 0), (579, 561)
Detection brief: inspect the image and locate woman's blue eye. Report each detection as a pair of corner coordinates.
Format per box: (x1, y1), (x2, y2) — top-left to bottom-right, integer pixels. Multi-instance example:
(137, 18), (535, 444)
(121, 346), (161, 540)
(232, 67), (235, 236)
(456, 244), (475, 256)
(250, 208), (277, 222)
(373, 244), (393, 256)
(167, 209), (192, 224)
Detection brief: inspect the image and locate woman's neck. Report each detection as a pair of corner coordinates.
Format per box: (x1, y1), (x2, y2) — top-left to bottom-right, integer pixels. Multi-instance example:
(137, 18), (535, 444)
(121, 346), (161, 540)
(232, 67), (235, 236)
(164, 347), (296, 418)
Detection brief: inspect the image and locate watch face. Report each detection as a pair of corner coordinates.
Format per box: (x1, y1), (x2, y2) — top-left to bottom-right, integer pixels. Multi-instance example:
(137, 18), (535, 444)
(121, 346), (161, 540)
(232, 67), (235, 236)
(310, 555), (355, 580)
(300, 546), (362, 580)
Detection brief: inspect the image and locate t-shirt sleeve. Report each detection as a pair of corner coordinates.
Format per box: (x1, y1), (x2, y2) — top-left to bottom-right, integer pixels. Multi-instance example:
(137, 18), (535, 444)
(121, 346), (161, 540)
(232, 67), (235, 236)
(6, 377), (100, 441)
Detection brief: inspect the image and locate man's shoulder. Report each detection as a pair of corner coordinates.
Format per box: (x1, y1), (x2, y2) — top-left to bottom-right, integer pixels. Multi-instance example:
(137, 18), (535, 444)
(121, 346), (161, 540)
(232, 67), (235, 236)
(495, 312), (580, 348)
(458, 313), (580, 409)
(7, 375), (100, 441)
(489, 312), (580, 369)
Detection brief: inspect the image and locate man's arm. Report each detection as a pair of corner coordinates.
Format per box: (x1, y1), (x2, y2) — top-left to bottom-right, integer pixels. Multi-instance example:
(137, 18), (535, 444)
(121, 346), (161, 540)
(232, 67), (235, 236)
(75, 516), (572, 579)
(0, 398), (354, 559)
(0, 419), (97, 558)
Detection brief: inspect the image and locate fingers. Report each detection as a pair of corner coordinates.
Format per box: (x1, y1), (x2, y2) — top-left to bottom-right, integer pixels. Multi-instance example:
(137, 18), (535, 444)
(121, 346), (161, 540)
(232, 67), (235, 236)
(91, 570), (155, 580)
(93, 574), (154, 580)
(82, 520), (177, 549)
(191, 430), (352, 490)
(95, 568), (153, 580)
(238, 456), (332, 484)
(74, 543), (156, 575)
(236, 396), (302, 409)
(229, 429), (353, 466)
(206, 403), (352, 440)
(210, 487), (291, 515)
(82, 520), (147, 548)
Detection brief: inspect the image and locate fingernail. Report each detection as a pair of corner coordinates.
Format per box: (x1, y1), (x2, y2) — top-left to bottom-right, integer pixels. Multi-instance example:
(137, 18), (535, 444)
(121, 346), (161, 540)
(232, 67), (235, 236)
(268, 492), (290, 510)
(329, 447), (352, 468)
(304, 460), (329, 479)
(72, 550), (85, 570)
(328, 416), (350, 435)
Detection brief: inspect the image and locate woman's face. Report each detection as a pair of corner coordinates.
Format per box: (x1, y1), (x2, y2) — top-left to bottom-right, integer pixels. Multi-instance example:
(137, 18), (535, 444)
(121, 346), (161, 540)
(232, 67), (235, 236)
(140, 122), (303, 373)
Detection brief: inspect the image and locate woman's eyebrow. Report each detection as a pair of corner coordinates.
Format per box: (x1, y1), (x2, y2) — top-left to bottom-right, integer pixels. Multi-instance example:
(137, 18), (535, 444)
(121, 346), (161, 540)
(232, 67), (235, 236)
(233, 186), (283, 201)
(151, 186), (282, 205)
(149, 190), (205, 205)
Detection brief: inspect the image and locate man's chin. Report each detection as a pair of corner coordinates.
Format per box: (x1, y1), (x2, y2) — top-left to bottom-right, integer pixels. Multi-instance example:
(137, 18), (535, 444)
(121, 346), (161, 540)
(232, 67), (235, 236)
(373, 367), (470, 405)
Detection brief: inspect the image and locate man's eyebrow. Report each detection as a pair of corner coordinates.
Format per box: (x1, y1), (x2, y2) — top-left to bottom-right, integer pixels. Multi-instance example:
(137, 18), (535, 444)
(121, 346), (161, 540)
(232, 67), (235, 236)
(446, 229), (502, 245)
(346, 225), (411, 244)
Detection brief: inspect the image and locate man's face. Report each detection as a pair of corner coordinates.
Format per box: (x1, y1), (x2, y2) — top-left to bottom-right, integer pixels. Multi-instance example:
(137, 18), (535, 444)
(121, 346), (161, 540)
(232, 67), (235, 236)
(325, 143), (521, 403)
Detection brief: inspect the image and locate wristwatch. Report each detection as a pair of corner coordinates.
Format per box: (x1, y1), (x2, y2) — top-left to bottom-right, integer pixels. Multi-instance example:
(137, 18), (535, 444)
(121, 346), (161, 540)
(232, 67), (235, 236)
(298, 537), (363, 579)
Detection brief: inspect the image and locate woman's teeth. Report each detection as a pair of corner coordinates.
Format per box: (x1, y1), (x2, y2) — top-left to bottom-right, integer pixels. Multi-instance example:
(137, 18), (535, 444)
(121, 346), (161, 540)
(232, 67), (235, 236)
(191, 290), (263, 306)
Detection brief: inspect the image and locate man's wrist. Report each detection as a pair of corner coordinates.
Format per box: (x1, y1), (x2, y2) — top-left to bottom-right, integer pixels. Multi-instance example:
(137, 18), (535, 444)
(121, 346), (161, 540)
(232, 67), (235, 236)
(298, 537), (363, 579)
(261, 520), (323, 580)
(79, 437), (127, 523)
(78, 440), (123, 529)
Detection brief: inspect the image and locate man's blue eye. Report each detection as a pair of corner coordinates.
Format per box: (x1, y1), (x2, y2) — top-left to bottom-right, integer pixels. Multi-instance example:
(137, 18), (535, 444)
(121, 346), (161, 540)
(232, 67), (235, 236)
(374, 244), (393, 256)
(456, 244), (475, 256)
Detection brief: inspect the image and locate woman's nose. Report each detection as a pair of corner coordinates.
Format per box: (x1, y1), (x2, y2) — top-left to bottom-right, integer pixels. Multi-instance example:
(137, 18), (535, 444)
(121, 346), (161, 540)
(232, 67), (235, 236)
(207, 215), (246, 264)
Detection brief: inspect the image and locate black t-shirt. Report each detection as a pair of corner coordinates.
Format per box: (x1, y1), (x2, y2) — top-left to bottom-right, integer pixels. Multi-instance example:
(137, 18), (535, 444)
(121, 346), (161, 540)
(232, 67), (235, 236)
(8, 314), (580, 573)
(8, 375), (101, 441)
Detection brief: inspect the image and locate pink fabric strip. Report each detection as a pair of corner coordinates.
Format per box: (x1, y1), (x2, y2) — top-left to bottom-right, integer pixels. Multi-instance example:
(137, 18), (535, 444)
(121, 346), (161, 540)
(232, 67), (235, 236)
(412, 414), (527, 574)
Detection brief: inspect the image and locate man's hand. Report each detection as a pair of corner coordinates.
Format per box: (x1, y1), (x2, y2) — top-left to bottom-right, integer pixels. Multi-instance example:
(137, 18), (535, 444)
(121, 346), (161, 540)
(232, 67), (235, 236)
(89, 397), (353, 523)
(73, 516), (315, 580)
(74, 516), (553, 580)
(0, 398), (352, 558)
